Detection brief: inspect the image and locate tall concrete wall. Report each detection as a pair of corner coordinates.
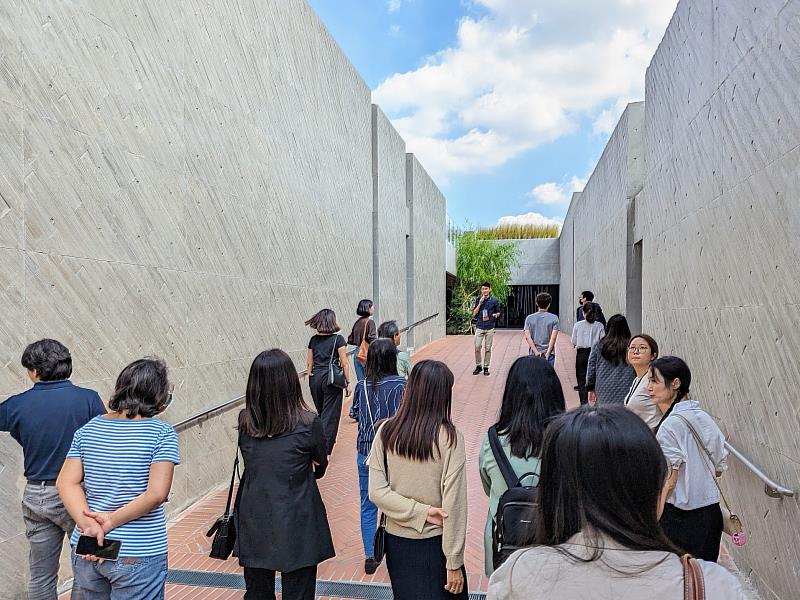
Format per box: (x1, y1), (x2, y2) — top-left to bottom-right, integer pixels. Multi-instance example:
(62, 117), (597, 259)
(508, 239), (560, 285)
(407, 155), (447, 350)
(0, 1), (446, 596)
(562, 1), (800, 597)
(558, 103), (645, 335)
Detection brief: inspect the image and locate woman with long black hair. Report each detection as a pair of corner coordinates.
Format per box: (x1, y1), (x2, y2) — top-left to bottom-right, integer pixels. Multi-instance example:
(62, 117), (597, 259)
(369, 360), (468, 599)
(235, 349), (334, 600)
(351, 339), (406, 574)
(479, 356), (565, 575)
(487, 406), (747, 599)
(585, 314), (635, 404)
(650, 356), (729, 563)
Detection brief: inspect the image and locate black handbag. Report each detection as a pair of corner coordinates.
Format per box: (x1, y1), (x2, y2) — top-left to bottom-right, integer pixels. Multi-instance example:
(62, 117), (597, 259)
(206, 446), (240, 560)
(372, 445), (389, 564)
(327, 335), (347, 389)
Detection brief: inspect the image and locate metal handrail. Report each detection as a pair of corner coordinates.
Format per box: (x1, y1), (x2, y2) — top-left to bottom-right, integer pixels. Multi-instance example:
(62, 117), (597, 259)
(174, 313), (439, 433)
(724, 441), (794, 498)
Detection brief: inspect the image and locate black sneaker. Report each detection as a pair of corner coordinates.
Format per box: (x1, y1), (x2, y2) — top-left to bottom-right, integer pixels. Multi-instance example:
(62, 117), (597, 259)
(365, 558), (379, 575)
(472, 366), (483, 375)
(573, 385), (580, 391)
(484, 367), (490, 376)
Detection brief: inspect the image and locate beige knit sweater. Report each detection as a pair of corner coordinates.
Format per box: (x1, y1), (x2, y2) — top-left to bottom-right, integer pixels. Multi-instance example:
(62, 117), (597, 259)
(368, 423), (467, 570)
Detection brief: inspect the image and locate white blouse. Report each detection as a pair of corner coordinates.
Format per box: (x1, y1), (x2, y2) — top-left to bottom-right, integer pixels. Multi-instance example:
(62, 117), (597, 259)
(656, 400), (728, 510)
(623, 372), (661, 430)
(571, 320), (605, 349)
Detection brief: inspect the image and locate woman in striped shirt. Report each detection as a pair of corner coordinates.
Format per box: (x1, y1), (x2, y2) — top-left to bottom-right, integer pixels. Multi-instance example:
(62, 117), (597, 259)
(57, 357), (180, 599)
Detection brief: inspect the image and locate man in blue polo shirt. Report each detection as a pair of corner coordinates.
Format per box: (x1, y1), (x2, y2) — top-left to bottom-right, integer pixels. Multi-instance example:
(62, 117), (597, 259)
(0, 339), (105, 600)
(472, 282), (501, 376)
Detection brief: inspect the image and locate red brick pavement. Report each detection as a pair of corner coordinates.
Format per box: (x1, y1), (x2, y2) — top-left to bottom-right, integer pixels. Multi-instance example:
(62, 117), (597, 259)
(62, 332), (579, 599)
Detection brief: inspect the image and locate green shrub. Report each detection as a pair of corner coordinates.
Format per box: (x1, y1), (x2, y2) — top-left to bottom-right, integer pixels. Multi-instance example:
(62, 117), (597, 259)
(474, 224), (559, 240)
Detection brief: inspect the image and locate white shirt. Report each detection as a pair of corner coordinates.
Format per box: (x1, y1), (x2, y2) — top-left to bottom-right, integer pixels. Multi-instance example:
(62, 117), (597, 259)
(624, 372), (661, 430)
(571, 320), (605, 349)
(656, 400), (728, 510)
(488, 530), (749, 599)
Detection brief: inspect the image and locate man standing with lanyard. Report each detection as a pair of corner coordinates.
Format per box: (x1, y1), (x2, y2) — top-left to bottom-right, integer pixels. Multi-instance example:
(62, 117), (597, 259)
(472, 282), (501, 376)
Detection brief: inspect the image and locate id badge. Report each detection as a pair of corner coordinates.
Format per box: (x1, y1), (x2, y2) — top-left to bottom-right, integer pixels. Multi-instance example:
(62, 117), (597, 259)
(482, 309), (489, 321)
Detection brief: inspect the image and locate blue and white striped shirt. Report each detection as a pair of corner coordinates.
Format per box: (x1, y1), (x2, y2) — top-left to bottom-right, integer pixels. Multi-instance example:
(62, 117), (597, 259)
(353, 376), (406, 456)
(67, 416), (181, 557)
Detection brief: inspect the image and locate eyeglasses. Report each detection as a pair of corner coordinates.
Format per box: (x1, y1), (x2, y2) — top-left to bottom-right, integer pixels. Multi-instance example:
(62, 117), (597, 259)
(628, 346), (651, 354)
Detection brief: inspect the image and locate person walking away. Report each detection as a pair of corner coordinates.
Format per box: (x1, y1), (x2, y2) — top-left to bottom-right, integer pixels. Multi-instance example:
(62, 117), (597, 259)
(650, 356), (728, 562)
(487, 405), (749, 599)
(624, 334), (661, 429)
(377, 320), (412, 378)
(369, 360), (468, 599)
(234, 350), (335, 600)
(348, 299), (377, 384)
(575, 290), (606, 325)
(472, 282), (501, 376)
(351, 339), (406, 574)
(57, 357), (180, 599)
(306, 309), (352, 455)
(478, 356), (565, 575)
(523, 293), (559, 367)
(0, 339), (105, 600)
(585, 314), (635, 404)
(570, 303), (605, 405)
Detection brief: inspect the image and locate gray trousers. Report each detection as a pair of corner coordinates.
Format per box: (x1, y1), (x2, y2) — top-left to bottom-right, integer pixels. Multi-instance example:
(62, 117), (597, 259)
(22, 483), (83, 600)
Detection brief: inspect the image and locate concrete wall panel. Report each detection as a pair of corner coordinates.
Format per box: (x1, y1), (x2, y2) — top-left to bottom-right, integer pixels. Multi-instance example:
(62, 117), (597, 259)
(509, 239), (560, 286)
(0, 0), (447, 595)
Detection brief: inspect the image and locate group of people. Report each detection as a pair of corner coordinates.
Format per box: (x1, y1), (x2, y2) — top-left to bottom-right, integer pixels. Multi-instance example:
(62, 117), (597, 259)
(1, 339), (180, 599)
(1, 293), (750, 599)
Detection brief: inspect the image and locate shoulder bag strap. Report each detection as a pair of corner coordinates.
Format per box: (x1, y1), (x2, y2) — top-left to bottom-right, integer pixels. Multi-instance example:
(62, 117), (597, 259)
(682, 554), (706, 600)
(362, 319), (370, 344)
(328, 334), (341, 366)
(223, 442), (240, 517)
(488, 426), (519, 489)
(674, 413), (732, 513)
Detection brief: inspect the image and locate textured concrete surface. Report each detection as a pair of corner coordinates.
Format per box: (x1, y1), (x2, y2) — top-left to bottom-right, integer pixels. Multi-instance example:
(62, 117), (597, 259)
(558, 103), (645, 334)
(508, 238), (560, 285)
(407, 155), (447, 351)
(0, 1), (447, 596)
(562, 1), (800, 597)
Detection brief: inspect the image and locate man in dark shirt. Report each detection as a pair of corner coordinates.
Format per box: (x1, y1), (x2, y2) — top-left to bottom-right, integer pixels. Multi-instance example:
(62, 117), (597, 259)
(0, 339), (105, 600)
(472, 282), (501, 376)
(576, 290), (607, 325)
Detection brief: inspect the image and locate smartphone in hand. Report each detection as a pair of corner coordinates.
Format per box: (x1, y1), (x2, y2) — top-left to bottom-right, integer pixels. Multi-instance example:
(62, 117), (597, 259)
(76, 534), (122, 561)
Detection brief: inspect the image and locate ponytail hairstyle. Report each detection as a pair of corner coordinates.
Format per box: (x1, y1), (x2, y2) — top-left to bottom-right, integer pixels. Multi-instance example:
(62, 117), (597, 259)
(650, 356), (692, 432)
(582, 302), (597, 324)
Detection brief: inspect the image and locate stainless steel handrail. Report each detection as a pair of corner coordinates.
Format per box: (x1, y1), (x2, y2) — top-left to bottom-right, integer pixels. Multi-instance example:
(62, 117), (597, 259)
(174, 313), (439, 433)
(724, 441), (794, 498)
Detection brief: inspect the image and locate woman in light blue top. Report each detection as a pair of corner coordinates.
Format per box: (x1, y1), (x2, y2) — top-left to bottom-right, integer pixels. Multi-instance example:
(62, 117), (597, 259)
(478, 356), (565, 575)
(57, 357), (180, 600)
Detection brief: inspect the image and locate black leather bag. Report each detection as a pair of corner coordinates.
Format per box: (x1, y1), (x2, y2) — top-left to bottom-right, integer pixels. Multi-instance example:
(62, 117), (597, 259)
(206, 448), (240, 560)
(327, 335), (347, 389)
(372, 446), (389, 564)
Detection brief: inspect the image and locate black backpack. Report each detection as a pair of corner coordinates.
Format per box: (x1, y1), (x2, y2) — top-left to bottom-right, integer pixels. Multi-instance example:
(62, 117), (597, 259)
(488, 425), (540, 569)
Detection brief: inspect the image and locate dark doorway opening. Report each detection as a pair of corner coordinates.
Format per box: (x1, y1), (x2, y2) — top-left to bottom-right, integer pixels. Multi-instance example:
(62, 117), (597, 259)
(497, 285), (559, 329)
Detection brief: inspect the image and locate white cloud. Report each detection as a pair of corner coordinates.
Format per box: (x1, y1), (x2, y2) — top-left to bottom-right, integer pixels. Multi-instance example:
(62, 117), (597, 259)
(373, 0), (678, 180)
(527, 176), (586, 205)
(389, 24), (402, 37)
(497, 212), (563, 228)
(387, 0), (402, 13)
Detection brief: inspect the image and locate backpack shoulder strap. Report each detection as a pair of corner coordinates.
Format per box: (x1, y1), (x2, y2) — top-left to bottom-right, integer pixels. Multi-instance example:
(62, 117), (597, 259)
(488, 426), (519, 489)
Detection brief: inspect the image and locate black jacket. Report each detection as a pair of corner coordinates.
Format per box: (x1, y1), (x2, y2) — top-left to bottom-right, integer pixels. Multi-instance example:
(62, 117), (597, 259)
(234, 411), (335, 571)
(577, 302), (606, 325)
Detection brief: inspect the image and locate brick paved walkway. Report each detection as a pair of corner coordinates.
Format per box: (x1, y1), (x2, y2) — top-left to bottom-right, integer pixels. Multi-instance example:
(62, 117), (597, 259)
(62, 331), (579, 599)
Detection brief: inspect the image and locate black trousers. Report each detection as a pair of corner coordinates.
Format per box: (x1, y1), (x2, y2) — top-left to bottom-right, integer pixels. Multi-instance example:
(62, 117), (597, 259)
(243, 565), (317, 600)
(660, 502), (723, 562)
(385, 533), (468, 600)
(309, 373), (343, 455)
(575, 348), (591, 405)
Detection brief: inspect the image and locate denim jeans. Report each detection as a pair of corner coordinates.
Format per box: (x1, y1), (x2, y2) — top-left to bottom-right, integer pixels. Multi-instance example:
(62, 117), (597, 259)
(528, 349), (556, 367)
(353, 351), (366, 383)
(357, 453), (378, 559)
(72, 551), (168, 600)
(22, 483), (83, 600)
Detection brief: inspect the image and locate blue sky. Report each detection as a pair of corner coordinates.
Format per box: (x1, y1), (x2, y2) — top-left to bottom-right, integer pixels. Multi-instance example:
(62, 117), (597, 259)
(308, 0), (677, 228)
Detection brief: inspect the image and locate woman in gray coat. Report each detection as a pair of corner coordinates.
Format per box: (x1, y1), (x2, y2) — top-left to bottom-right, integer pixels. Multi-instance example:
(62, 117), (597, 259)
(586, 314), (635, 405)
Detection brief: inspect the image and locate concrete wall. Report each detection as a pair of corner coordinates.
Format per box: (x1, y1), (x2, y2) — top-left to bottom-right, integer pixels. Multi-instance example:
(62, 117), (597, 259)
(558, 103), (645, 335)
(0, 1), (446, 596)
(508, 239), (560, 285)
(562, 1), (800, 597)
(407, 155), (447, 351)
